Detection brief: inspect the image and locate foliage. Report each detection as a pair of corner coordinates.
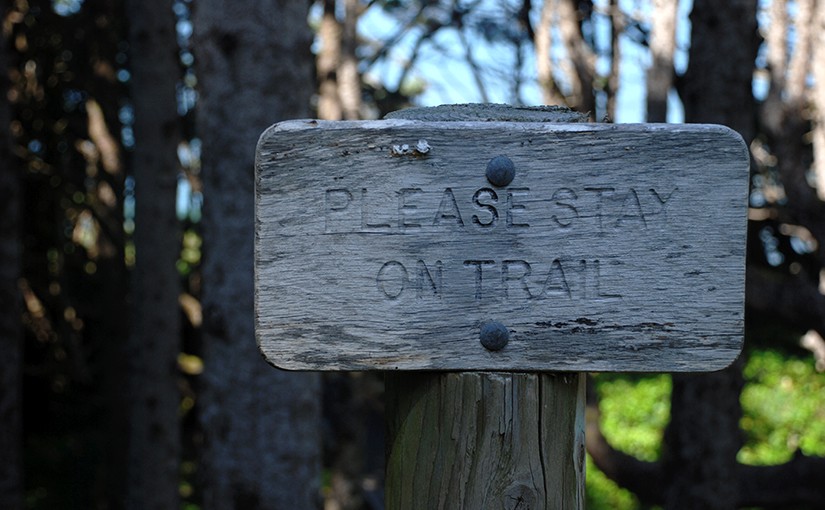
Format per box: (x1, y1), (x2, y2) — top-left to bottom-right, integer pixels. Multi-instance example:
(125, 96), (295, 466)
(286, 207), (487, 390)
(740, 350), (825, 465)
(587, 456), (640, 510)
(588, 373), (671, 510)
(596, 374), (672, 462)
(587, 350), (825, 509)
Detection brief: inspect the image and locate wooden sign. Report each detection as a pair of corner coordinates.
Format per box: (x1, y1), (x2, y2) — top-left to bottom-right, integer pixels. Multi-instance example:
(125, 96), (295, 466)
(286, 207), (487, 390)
(255, 119), (748, 371)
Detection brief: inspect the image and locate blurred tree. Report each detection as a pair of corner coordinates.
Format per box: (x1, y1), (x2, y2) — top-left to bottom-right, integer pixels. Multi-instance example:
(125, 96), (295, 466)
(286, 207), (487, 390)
(0, 0), (23, 508)
(555, 0), (595, 113)
(124, 0), (182, 508)
(318, 0), (345, 119)
(317, 0), (364, 120)
(193, 1), (322, 508)
(646, 0), (677, 122)
(10, 0), (132, 506)
(662, 2), (758, 508)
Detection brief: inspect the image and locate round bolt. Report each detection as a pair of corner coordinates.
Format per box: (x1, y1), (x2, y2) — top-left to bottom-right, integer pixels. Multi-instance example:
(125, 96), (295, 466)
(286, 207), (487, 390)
(485, 155), (515, 187)
(480, 321), (510, 351)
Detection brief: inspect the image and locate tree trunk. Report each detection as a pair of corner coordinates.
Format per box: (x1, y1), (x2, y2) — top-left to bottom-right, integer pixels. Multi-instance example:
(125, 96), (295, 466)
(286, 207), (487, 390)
(124, 1), (182, 508)
(811, 1), (825, 200)
(606, 0), (622, 121)
(646, 0), (678, 122)
(556, 0), (595, 115)
(766, 0), (787, 91)
(339, 0), (362, 120)
(666, 1), (758, 508)
(0, 0), (23, 505)
(665, 362), (745, 510)
(193, 2), (322, 508)
(786, 0), (812, 103)
(535, 0), (566, 106)
(681, 0), (758, 142)
(317, 0), (343, 120)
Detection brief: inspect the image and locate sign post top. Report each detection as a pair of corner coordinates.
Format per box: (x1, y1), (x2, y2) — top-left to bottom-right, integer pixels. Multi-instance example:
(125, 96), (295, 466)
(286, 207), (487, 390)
(255, 116), (748, 372)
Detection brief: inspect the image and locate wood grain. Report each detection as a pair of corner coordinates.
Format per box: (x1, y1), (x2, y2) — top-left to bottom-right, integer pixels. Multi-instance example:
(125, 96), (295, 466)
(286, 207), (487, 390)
(385, 372), (584, 510)
(255, 120), (748, 371)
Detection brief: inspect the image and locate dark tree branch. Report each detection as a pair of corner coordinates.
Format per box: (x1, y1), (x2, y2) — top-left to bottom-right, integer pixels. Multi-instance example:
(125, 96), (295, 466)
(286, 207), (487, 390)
(585, 382), (666, 506)
(737, 452), (825, 508)
(0, 1), (23, 505)
(746, 267), (825, 340)
(457, 28), (489, 102)
(364, 3), (431, 70)
(518, 0), (535, 42)
(394, 26), (437, 93)
(605, 0), (621, 120)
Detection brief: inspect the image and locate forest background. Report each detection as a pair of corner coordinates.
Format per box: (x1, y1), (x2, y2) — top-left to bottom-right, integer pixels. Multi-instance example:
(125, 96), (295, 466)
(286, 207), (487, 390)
(1, 0), (825, 509)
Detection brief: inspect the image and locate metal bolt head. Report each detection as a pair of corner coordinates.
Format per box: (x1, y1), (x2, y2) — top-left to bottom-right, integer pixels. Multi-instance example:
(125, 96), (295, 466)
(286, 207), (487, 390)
(486, 155), (515, 187)
(480, 321), (509, 351)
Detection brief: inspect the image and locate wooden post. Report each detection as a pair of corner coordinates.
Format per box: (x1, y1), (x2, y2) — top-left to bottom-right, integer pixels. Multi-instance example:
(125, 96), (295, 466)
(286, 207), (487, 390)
(383, 105), (587, 510)
(386, 372), (584, 509)
(254, 105), (748, 510)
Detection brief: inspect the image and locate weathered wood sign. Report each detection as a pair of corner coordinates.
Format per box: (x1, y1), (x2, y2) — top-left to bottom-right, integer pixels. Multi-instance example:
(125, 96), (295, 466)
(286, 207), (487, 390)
(255, 119), (748, 371)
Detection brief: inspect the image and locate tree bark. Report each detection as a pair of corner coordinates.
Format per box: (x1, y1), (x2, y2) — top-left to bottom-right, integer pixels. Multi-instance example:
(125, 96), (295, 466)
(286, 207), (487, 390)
(194, 1), (322, 508)
(646, 0), (678, 122)
(761, 0), (787, 135)
(317, 0), (343, 120)
(766, 0), (787, 90)
(0, 0), (23, 505)
(665, 362), (745, 510)
(556, 0), (595, 115)
(606, 0), (622, 121)
(786, 0), (812, 103)
(669, 4), (758, 508)
(535, 0), (566, 106)
(681, 0), (758, 142)
(124, 1), (182, 508)
(316, 0), (361, 121)
(339, 0), (362, 120)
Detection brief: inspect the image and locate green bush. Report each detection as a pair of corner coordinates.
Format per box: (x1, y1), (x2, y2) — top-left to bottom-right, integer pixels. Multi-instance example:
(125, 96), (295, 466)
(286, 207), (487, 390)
(587, 350), (825, 509)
